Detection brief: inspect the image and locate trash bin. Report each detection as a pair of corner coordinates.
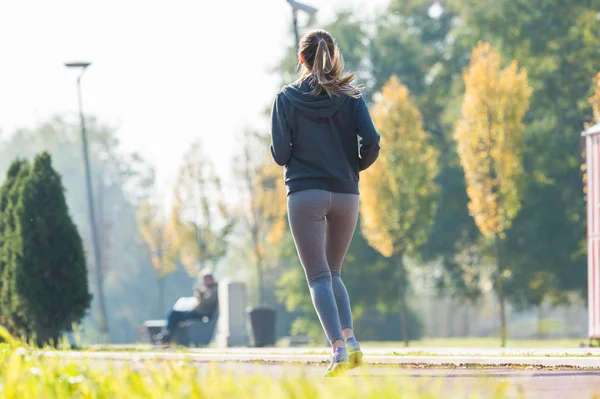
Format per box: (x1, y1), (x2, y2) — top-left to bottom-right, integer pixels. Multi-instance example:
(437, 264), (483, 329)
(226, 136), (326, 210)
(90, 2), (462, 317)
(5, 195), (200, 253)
(249, 307), (276, 347)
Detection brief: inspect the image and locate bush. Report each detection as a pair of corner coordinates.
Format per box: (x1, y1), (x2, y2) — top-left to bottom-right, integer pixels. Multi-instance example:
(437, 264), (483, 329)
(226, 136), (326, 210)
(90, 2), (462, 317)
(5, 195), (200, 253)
(0, 153), (91, 345)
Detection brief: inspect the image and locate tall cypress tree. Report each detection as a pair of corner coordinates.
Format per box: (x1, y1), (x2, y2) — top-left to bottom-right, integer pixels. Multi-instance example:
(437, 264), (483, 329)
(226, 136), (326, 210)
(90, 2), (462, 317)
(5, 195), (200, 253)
(0, 159), (30, 333)
(8, 153), (91, 344)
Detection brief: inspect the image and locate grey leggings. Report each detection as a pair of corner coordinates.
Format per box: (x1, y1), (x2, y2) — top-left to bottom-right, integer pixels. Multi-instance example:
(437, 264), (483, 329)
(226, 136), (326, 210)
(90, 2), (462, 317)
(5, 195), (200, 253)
(287, 189), (359, 344)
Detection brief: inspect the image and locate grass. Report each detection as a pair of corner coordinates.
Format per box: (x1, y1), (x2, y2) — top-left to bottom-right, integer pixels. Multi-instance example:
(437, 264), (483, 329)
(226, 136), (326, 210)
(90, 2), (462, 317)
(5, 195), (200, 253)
(0, 328), (522, 399)
(0, 350), (519, 399)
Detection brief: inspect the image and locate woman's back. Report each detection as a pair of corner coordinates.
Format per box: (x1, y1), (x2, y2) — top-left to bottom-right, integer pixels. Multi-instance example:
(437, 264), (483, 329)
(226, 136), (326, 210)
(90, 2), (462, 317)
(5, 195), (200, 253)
(271, 78), (380, 195)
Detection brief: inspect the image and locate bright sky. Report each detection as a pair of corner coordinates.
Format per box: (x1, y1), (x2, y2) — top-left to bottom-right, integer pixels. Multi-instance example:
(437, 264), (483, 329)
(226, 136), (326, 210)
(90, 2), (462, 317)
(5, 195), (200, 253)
(0, 0), (386, 195)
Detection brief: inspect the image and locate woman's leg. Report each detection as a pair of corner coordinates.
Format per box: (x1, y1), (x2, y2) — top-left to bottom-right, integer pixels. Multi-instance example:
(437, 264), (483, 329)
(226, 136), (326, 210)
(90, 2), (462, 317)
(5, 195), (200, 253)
(326, 193), (359, 340)
(288, 190), (344, 348)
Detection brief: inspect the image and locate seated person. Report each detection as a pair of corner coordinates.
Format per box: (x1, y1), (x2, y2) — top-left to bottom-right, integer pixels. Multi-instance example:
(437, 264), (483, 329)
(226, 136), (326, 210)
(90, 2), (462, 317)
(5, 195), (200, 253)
(158, 269), (218, 344)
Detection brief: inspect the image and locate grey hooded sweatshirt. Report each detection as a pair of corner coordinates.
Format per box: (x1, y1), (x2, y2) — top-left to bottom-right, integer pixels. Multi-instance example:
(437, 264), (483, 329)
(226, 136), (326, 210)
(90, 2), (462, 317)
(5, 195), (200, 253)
(270, 79), (381, 195)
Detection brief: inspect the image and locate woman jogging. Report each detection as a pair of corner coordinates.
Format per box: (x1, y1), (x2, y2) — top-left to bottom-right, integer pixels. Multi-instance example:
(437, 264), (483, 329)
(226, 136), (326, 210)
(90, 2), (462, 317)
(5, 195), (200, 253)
(270, 29), (381, 376)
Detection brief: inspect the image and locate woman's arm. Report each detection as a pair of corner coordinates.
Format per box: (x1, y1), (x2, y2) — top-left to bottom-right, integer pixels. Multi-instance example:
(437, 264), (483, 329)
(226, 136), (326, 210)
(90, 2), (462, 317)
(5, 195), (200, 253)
(355, 96), (381, 171)
(270, 94), (292, 166)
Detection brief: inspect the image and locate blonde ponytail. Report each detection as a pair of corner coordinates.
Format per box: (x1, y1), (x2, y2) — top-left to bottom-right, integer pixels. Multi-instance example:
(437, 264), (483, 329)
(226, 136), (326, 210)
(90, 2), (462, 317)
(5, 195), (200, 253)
(298, 30), (362, 98)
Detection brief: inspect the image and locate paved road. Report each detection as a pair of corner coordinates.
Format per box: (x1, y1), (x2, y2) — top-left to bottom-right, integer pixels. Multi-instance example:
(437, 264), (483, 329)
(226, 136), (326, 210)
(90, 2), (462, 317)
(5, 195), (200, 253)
(243, 365), (600, 399)
(53, 349), (600, 368)
(86, 345), (600, 357)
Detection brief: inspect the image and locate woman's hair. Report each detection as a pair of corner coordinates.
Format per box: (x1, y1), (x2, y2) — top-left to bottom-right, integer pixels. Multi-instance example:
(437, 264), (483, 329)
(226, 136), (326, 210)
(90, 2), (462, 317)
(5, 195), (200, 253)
(297, 29), (362, 98)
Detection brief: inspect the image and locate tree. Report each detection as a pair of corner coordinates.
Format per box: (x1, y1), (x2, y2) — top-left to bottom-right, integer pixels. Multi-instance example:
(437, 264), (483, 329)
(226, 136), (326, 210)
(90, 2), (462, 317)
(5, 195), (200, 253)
(237, 132), (286, 306)
(3, 153), (92, 345)
(136, 200), (179, 317)
(171, 140), (233, 276)
(450, 0), (599, 309)
(0, 159), (31, 334)
(0, 117), (195, 343)
(360, 76), (440, 347)
(365, 2), (484, 303)
(591, 72), (600, 120)
(454, 42), (532, 347)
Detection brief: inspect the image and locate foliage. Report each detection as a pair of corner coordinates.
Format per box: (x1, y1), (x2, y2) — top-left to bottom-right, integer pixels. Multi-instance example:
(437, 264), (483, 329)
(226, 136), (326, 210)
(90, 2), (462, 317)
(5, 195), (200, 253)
(170, 140), (234, 276)
(450, 0), (599, 307)
(367, 1), (482, 302)
(136, 198), (180, 317)
(360, 76), (440, 346)
(0, 154), (91, 345)
(237, 132), (287, 306)
(0, 117), (194, 343)
(454, 42), (531, 346)
(136, 201), (178, 280)
(454, 42), (531, 238)
(591, 72), (600, 120)
(354, 310), (424, 342)
(361, 76), (440, 257)
(0, 160), (32, 335)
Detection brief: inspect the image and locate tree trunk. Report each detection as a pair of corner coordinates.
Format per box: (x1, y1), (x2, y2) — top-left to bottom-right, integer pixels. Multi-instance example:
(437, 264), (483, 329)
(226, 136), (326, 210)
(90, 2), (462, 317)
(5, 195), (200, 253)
(447, 300), (454, 337)
(397, 253), (409, 347)
(257, 260), (265, 307)
(158, 276), (165, 318)
(537, 304), (545, 340)
(463, 303), (470, 337)
(495, 234), (507, 347)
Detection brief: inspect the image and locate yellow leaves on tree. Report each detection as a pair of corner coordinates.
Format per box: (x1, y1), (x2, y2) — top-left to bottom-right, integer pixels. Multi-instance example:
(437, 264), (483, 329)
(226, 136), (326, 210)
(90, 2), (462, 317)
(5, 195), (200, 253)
(591, 72), (600, 120)
(255, 162), (287, 248)
(171, 141), (234, 276)
(360, 76), (440, 258)
(454, 42), (532, 239)
(238, 133), (287, 258)
(238, 131), (287, 306)
(136, 201), (178, 279)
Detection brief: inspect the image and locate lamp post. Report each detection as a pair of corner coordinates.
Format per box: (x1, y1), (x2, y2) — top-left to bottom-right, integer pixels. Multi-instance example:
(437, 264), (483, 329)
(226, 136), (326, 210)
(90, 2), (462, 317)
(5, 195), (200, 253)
(286, 0), (318, 52)
(65, 61), (109, 340)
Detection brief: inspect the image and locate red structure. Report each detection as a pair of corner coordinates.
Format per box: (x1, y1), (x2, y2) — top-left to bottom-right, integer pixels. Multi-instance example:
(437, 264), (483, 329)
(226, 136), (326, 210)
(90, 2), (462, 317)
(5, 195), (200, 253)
(584, 120), (600, 341)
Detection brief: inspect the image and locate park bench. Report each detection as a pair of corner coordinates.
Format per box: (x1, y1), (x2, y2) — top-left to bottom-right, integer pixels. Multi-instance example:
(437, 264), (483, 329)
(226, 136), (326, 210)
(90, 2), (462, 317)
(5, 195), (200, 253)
(144, 296), (219, 347)
(144, 281), (250, 348)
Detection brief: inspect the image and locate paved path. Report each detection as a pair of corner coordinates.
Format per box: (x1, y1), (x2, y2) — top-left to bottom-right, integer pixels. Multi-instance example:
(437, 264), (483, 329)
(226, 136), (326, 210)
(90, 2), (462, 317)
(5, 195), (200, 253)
(85, 345), (600, 357)
(53, 347), (600, 368)
(220, 365), (600, 399)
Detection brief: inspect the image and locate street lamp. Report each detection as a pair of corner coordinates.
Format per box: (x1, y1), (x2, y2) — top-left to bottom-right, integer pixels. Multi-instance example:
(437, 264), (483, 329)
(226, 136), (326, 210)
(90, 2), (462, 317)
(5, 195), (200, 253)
(64, 61), (109, 339)
(286, 0), (318, 52)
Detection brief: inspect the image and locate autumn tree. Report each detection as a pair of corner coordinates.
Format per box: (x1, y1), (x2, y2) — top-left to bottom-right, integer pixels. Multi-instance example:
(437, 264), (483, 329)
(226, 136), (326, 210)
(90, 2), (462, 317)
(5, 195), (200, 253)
(360, 76), (440, 347)
(237, 131), (286, 306)
(454, 42), (532, 347)
(137, 200), (179, 316)
(171, 141), (234, 277)
(452, 0), (597, 314)
(591, 72), (600, 120)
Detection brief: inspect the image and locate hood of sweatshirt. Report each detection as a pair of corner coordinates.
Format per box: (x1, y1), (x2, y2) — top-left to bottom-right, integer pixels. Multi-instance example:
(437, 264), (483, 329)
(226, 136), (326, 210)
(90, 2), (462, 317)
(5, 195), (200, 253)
(281, 78), (348, 121)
